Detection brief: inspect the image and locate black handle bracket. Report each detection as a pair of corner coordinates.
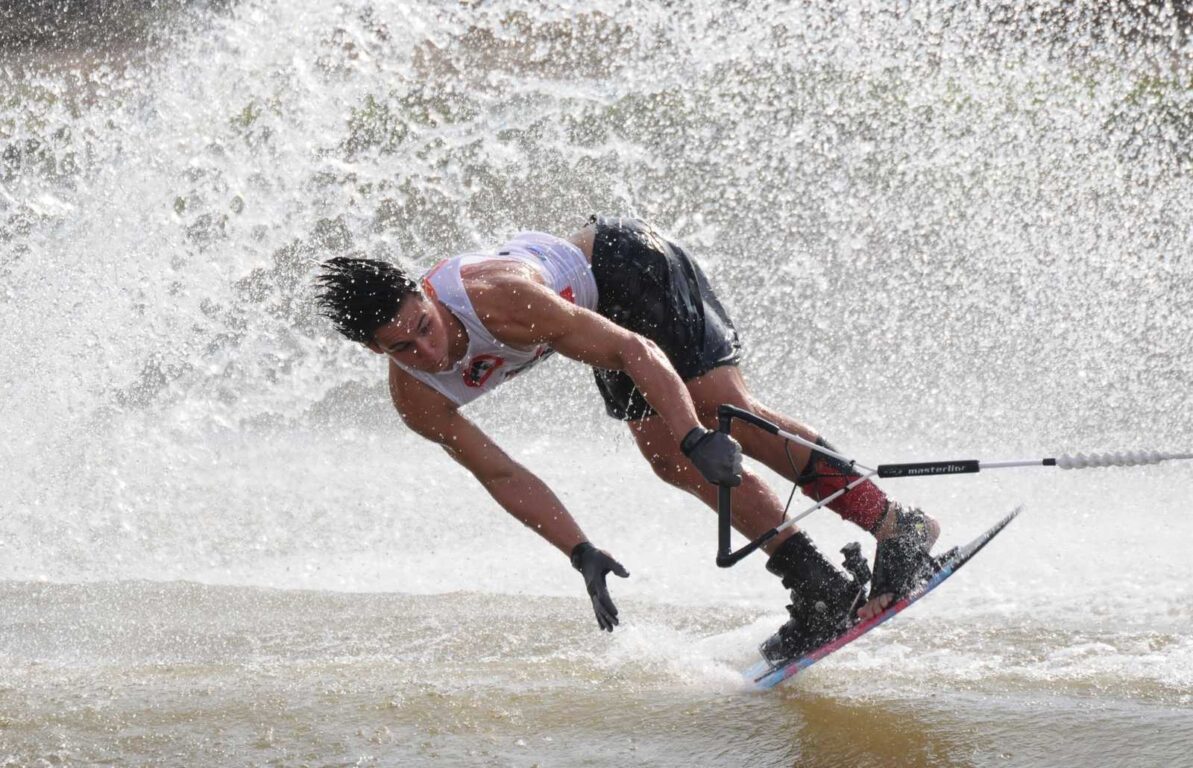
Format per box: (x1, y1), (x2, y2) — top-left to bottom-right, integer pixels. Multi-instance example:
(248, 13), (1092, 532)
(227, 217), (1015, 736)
(714, 404), (784, 568)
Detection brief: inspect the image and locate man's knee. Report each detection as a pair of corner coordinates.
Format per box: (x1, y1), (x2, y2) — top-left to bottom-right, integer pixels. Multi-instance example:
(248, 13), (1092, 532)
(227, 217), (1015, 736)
(643, 449), (699, 490)
(688, 367), (756, 422)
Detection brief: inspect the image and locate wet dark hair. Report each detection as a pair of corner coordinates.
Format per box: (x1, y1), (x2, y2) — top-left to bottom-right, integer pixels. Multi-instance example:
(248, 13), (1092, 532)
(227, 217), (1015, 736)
(314, 256), (420, 343)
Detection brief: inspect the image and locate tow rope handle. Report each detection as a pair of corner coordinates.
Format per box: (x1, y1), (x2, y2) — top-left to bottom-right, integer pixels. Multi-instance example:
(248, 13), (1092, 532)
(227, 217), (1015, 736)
(713, 404), (1192, 568)
(715, 404), (780, 567)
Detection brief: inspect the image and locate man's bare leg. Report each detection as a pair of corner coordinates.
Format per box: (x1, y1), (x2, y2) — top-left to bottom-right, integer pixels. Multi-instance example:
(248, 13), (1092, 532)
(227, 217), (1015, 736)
(628, 416), (802, 556)
(683, 365), (940, 620)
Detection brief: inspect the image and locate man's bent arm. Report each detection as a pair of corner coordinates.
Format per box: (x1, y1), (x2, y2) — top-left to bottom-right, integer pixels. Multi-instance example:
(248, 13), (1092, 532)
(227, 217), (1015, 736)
(474, 279), (705, 442)
(389, 364), (587, 556)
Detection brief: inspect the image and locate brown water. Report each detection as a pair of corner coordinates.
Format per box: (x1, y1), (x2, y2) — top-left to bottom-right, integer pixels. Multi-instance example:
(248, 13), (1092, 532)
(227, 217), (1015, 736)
(2, 581), (1190, 767)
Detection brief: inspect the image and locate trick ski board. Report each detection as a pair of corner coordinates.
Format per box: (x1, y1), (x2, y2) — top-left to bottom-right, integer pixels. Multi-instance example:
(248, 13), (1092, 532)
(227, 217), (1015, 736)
(744, 507), (1021, 691)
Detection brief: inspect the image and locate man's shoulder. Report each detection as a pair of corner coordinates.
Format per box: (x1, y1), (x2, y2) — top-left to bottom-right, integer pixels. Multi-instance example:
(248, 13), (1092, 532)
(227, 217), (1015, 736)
(460, 262), (545, 324)
(386, 359), (419, 406)
(387, 360), (455, 414)
(458, 258), (538, 288)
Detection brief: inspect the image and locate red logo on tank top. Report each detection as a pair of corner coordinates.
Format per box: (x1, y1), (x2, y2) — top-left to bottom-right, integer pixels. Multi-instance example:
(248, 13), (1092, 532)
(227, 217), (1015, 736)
(559, 286), (575, 303)
(463, 354), (505, 388)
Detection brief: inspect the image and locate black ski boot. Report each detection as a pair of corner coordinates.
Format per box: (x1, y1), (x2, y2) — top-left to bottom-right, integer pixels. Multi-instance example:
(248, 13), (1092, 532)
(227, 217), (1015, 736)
(869, 503), (940, 605)
(759, 532), (871, 666)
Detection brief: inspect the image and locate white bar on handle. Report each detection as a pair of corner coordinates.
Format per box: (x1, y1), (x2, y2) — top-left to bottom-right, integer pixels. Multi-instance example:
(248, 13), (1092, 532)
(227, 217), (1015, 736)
(774, 427), (877, 473)
(773, 471), (879, 535)
(979, 460), (1048, 469)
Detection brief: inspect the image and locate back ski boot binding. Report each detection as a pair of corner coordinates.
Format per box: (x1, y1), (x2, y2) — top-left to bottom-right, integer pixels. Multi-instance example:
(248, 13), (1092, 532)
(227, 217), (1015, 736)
(760, 532), (872, 667)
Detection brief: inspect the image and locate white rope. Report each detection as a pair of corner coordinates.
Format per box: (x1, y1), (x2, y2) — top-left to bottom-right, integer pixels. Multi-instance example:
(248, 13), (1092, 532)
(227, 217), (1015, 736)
(1055, 451), (1193, 470)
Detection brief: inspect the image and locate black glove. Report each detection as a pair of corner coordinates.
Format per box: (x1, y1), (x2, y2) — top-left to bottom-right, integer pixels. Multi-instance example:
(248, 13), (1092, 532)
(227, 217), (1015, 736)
(570, 541), (630, 632)
(681, 427), (743, 486)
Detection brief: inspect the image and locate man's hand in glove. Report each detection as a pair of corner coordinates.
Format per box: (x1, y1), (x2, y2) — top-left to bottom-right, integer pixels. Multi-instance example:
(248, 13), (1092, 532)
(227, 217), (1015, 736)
(570, 541), (630, 632)
(681, 427), (743, 486)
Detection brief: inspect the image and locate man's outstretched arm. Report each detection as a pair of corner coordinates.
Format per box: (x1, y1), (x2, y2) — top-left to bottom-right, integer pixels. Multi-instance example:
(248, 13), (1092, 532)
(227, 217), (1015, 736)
(389, 364), (629, 631)
(389, 363), (586, 555)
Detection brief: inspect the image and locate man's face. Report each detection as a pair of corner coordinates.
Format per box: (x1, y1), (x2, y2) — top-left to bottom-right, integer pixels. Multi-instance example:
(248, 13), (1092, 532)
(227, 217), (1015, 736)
(368, 293), (453, 372)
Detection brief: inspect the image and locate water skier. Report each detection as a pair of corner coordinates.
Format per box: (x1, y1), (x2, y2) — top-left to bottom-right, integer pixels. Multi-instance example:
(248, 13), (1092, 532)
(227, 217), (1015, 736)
(315, 216), (942, 662)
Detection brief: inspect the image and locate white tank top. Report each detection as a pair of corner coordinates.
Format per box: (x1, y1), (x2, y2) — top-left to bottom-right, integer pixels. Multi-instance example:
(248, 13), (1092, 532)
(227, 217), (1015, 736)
(396, 232), (598, 406)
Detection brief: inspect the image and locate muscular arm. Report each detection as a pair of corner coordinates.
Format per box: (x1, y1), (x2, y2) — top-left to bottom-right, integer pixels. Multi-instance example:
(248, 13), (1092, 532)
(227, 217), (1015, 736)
(471, 276), (704, 442)
(388, 363), (587, 556)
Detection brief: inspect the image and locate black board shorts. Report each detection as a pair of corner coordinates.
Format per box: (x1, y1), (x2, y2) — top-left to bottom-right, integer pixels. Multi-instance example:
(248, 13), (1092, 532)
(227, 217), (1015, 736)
(589, 215), (742, 421)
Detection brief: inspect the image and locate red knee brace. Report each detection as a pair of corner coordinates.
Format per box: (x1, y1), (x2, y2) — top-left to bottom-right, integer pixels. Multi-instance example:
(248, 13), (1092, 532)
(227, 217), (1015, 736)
(797, 436), (887, 532)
